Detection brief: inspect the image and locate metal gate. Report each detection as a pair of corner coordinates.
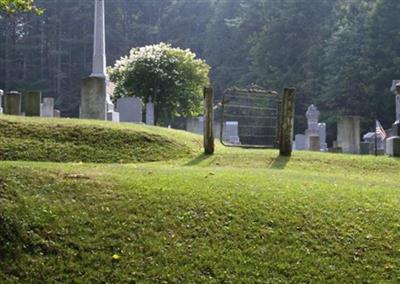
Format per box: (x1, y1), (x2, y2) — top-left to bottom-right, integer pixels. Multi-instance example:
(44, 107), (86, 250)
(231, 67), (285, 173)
(220, 85), (281, 148)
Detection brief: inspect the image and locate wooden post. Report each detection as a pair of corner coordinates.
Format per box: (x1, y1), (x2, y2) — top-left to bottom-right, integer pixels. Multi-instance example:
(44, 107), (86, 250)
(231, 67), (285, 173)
(279, 88), (296, 156)
(203, 87), (214, 155)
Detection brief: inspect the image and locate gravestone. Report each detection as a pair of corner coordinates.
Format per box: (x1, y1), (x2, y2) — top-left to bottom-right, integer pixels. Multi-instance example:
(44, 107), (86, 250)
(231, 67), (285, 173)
(360, 142), (373, 155)
(4, 91), (21, 115)
(53, 109), (61, 118)
(116, 97), (142, 123)
(107, 111), (120, 122)
(146, 98), (154, 125)
(318, 123), (328, 151)
(0, 89), (3, 114)
(309, 135), (320, 151)
(295, 134), (306, 150)
(337, 116), (360, 154)
(363, 132), (384, 151)
(386, 137), (400, 156)
(224, 121), (240, 144)
(41, 97), (54, 117)
(305, 104), (320, 150)
(24, 91), (42, 116)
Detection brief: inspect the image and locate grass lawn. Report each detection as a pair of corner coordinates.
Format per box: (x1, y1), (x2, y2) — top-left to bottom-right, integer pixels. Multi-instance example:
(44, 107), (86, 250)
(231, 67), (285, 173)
(1, 116), (400, 283)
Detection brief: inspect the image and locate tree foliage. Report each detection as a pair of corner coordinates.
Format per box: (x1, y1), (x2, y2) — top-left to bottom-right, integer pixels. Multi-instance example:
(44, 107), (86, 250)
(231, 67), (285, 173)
(1, 0), (400, 137)
(109, 43), (210, 124)
(0, 0), (43, 15)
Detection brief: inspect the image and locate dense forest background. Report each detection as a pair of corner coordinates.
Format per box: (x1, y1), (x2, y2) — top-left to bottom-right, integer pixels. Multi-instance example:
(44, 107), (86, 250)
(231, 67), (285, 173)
(1, 0), (400, 138)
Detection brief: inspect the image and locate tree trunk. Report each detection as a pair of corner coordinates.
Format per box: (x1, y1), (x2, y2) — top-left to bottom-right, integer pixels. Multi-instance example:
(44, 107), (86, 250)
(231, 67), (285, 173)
(279, 88), (296, 156)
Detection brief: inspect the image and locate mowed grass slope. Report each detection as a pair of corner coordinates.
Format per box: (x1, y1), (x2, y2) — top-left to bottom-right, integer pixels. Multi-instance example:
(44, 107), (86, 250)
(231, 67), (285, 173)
(0, 116), (202, 163)
(1, 116), (400, 282)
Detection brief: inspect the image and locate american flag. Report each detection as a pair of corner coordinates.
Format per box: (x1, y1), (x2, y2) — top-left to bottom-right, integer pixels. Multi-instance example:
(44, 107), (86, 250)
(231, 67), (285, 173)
(376, 120), (386, 140)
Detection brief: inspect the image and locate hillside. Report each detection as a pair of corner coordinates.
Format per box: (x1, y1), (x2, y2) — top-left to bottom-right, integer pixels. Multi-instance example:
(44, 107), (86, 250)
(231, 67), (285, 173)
(0, 116), (202, 163)
(1, 126), (400, 283)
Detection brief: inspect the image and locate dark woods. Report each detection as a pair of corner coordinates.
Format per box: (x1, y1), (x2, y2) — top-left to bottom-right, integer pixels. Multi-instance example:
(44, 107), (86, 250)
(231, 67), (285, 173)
(0, 0), (399, 135)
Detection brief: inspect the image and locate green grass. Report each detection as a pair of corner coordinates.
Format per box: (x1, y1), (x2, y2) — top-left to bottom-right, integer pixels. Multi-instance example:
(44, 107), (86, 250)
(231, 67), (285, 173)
(1, 116), (400, 282)
(0, 116), (202, 163)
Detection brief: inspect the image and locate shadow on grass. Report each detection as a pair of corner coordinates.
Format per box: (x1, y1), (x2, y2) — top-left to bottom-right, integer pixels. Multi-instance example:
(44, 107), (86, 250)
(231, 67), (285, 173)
(268, 155), (290, 169)
(185, 154), (213, 166)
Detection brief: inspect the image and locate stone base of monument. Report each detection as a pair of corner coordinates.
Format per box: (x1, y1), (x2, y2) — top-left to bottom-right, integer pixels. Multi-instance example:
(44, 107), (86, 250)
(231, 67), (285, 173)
(309, 135), (320, 151)
(80, 77), (107, 120)
(107, 111), (120, 123)
(385, 136), (400, 157)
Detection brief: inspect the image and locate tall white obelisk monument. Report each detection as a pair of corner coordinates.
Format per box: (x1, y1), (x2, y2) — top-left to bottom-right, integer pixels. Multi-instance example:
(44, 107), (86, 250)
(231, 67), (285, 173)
(80, 0), (118, 121)
(91, 0), (106, 78)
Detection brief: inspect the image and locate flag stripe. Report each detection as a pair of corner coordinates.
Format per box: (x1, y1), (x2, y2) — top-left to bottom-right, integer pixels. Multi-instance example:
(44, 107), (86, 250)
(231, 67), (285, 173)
(376, 120), (386, 139)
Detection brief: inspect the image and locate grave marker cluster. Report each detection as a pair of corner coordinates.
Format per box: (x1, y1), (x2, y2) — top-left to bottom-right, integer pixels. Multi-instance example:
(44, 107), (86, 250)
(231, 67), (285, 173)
(295, 104), (327, 151)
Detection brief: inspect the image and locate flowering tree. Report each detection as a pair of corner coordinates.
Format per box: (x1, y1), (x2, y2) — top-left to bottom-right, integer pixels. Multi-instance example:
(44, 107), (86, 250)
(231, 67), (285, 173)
(0, 0), (43, 15)
(109, 43), (210, 125)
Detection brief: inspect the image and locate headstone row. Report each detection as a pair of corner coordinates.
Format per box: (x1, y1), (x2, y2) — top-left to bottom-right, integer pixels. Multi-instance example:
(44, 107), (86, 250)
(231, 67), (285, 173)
(186, 117), (240, 144)
(0, 90), (60, 118)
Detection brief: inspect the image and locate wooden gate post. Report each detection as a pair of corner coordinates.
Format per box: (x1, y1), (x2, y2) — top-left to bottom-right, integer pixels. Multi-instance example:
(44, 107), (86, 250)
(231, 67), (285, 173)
(279, 88), (296, 156)
(203, 86), (215, 155)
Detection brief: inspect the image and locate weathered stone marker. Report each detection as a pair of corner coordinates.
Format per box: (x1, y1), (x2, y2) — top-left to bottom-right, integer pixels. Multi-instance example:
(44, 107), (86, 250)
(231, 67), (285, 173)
(81, 77), (107, 119)
(305, 104), (320, 150)
(309, 135), (320, 151)
(279, 88), (296, 156)
(41, 97), (55, 117)
(224, 121), (240, 145)
(295, 134), (306, 150)
(116, 97), (143, 123)
(146, 98), (155, 125)
(337, 116), (360, 154)
(54, 109), (61, 118)
(25, 91), (42, 116)
(204, 87), (214, 155)
(4, 91), (22, 115)
(318, 123), (328, 151)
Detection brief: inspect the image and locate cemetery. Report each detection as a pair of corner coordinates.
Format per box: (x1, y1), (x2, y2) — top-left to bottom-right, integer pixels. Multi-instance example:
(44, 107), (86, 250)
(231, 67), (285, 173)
(1, 0), (400, 283)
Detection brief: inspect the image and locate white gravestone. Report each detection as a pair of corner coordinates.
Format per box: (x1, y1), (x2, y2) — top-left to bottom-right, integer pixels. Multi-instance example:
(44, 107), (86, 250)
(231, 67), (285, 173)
(396, 95), (400, 123)
(337, 116), (360, 154)
(146, 98), (155, 125)
(107, 111), (120, 123)
(295, 134), (306, 150)
(224, 121), (240, 145)
(305, 104), (320, 150)
(116, 97), (143, 123)
(318, 123), (328, 151)
(41, 98), (54, 117)
(53, 109), (61, 118)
